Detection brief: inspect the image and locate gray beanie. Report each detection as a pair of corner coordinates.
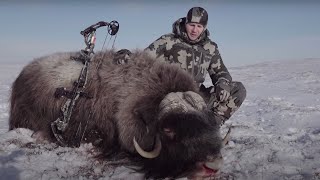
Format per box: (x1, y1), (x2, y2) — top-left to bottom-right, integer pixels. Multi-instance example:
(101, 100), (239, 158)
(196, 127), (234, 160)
(186, 7), (208, 27)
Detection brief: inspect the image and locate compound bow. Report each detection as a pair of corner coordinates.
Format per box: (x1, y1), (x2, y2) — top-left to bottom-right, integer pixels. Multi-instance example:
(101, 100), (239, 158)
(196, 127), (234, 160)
(51, 20), (119, 147)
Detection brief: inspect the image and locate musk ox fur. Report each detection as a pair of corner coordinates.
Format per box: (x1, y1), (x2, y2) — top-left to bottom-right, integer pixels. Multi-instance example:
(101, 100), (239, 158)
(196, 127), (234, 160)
(9, 50), (224, 178)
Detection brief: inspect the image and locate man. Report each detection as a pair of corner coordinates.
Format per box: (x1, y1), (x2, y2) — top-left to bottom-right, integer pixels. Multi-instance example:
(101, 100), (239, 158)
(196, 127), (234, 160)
(144, 7), (246, 125)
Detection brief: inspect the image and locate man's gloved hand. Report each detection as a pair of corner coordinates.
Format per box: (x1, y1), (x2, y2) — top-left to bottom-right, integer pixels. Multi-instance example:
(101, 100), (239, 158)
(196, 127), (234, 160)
(215, 80), (231, 102)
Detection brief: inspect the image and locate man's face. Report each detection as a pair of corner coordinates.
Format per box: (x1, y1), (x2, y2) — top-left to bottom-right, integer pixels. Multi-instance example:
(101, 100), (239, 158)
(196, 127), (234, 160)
(185, 22), (205, 41)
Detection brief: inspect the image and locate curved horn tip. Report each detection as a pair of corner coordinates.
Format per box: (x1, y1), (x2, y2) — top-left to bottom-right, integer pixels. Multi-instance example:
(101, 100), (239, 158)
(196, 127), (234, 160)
(133, 136), (162, 159)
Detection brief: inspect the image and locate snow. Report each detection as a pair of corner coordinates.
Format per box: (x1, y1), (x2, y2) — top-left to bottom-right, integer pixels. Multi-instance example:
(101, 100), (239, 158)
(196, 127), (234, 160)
(1, 58), (320, 180)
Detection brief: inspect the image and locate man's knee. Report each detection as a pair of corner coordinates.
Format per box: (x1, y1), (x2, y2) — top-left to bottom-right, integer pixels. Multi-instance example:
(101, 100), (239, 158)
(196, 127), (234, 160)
(230, 81), (246, 106)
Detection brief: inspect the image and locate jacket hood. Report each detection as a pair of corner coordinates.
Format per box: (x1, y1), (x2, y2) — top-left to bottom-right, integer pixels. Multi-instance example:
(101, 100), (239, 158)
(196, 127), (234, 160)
(172, 17), (210, 45)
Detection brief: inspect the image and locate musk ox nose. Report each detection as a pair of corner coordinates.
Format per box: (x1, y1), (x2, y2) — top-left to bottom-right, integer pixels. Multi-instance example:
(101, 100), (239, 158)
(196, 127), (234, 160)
(188, 127), (231, 179)
(188, 154), (223, 179)
(205, 154), (223, 171)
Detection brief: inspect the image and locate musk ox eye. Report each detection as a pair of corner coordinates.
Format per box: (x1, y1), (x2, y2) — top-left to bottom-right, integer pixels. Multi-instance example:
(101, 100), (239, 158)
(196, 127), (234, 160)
(163, 128), (176, 139)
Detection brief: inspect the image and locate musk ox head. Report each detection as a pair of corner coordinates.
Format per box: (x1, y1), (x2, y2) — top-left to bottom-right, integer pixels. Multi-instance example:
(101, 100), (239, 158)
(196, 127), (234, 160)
(104, 51), (227, 179)
(131, 91), (225, 179)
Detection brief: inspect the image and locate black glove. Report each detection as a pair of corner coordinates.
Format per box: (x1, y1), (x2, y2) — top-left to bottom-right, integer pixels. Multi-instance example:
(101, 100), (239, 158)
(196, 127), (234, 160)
(113, 49), (132, 65)
(215, 80), (231, 102)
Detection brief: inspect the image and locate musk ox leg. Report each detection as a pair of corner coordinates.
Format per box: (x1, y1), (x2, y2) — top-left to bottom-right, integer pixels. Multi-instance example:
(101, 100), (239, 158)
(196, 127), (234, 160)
(9, 107), (55, 143)
(9, 88), (56, 142)
(9, 107), (55, 142)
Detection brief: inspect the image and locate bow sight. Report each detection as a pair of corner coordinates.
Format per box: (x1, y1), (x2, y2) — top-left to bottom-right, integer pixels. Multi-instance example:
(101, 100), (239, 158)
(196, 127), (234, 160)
(51, 20), (119, 147)
(80, 21), (119, 54)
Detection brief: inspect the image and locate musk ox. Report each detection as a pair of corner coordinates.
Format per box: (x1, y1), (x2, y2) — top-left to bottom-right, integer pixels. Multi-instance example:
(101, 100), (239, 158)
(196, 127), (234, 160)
(9, 50), (227, 179)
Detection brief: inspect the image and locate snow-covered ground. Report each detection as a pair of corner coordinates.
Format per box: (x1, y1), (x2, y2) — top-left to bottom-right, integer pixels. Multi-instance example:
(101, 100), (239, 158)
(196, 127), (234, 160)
(0, 58), (320, 180)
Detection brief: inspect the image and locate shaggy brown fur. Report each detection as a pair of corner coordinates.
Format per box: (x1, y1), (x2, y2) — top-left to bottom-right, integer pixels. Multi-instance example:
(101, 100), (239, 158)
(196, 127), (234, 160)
(9, 50), (222, 178)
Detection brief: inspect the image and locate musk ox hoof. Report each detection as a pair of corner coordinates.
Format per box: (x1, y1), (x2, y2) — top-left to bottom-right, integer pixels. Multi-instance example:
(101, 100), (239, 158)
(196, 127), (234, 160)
(31, 131), (50, 144)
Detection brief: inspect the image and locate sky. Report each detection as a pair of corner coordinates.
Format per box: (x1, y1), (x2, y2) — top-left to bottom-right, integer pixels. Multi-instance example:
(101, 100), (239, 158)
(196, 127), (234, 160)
(0, 0), (319, 67)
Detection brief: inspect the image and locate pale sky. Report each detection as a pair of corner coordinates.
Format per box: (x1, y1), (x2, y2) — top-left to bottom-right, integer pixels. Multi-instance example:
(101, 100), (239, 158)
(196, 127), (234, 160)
(0, 0), (319, 67)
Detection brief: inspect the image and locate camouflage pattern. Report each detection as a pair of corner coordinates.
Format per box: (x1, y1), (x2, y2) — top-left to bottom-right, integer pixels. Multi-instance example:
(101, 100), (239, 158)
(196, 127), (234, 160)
(145, 17), (232, 85)
(145, 17), (246, 123)
(186, 7), (208, 26)
(206, 82), (247, 124)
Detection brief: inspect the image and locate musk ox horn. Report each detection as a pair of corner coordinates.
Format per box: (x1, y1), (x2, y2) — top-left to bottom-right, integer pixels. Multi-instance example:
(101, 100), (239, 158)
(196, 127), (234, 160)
(133, 135), (162, 159)
(158, 91), (206, 119)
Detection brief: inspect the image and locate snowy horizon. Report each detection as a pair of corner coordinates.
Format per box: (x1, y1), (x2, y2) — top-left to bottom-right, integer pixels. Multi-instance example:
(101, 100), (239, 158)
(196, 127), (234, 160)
(1, 57), (320, 179)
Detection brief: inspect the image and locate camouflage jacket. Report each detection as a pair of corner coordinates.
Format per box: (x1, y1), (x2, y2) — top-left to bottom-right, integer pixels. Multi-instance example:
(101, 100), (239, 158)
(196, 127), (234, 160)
(145, 17), (232, 85)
